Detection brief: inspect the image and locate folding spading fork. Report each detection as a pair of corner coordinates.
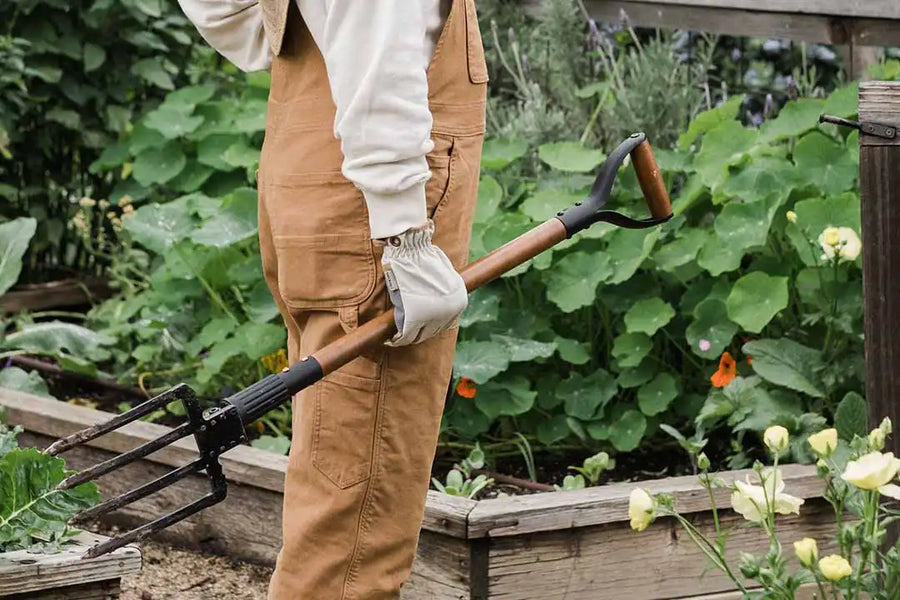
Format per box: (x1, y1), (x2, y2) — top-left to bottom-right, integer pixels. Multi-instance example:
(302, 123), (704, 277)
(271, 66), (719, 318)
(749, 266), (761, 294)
(46, 133), (673, 559)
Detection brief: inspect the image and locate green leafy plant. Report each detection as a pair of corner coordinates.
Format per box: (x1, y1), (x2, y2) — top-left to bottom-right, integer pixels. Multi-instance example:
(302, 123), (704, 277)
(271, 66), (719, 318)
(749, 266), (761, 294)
(556, 450), (615, 490)
(0, 423), (100, 552)
(629, 420), (900, 598)
(432, 444), (494, 499)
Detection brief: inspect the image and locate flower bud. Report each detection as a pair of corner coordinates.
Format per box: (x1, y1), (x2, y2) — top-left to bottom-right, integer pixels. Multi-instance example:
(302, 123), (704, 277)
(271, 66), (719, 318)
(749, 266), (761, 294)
(818, 555), (853, 581)
(697, 452), (711, 471)
(764, 425), (790, 454)
(816, 459), (830, 478)
(808, 428), (838, 458)
(880, 417), (893, 437)
(786, 210), (797, 223)
(628, 488), (657, 532)
(793, 537), (818, 568)
(869, 428), (886, 451)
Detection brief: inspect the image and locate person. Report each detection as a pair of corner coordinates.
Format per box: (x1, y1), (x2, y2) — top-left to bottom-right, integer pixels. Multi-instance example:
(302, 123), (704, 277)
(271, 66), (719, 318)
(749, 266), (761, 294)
(175, 1), (488, 598)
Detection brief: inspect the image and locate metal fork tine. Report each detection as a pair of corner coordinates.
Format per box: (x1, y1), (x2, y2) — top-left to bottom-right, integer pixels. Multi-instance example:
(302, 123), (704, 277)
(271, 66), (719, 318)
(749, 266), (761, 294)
(72, 458), (206, 523)
(81, 489), (225, 560)
(44, 388), (182, 457)
(57, 422), (194, 490)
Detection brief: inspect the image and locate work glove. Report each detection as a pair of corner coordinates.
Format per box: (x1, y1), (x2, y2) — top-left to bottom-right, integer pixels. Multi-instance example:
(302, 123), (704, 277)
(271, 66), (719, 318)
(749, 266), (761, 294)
(378, 220), (468, 347)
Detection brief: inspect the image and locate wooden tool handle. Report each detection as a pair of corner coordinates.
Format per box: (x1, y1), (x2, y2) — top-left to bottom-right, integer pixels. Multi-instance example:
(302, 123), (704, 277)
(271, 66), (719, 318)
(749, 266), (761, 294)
(631, 141), (672, 220)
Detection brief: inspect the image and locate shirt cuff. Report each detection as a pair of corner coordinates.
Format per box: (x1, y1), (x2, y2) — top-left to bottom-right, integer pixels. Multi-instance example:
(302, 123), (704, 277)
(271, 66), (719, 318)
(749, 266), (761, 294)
(364, 182), (428, 239)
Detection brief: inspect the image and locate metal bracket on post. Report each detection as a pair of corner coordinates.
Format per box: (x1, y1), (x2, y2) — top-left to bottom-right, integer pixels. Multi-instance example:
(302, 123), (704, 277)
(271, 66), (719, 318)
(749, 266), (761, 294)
(819, 114), (896, 140)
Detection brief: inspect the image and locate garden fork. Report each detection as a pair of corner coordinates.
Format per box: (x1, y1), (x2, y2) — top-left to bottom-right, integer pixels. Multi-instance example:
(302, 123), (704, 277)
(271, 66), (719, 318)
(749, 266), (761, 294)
(45, 132), (673, 559)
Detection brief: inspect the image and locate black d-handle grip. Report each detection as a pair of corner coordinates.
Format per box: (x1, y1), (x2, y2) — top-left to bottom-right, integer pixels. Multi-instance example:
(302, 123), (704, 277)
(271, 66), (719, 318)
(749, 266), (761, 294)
(557, 132), (673, 237)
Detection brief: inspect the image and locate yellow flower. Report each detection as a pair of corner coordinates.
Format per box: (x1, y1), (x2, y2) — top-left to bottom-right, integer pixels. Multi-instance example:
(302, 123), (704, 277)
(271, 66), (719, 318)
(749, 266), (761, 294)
(841, 451), (900, 491)
(793, 537), (818, 568)
(869, 428), (886, 451)
(79, 197), (96, 207)
(819, 227), (862, 262)
(822, 227), (841, 247)
(628, 488), (656, 532)
(807, 428), (838, 458)
(764, 425), (789, 454)
(818, 555), (853, 581)
(730, 468), (804, 523)
(786, 210), (797, 223)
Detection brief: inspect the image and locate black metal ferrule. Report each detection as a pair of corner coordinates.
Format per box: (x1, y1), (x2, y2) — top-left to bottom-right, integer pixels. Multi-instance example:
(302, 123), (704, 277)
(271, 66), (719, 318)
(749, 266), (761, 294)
(555, 132), (669, 237)
(278, 356), (324, 396)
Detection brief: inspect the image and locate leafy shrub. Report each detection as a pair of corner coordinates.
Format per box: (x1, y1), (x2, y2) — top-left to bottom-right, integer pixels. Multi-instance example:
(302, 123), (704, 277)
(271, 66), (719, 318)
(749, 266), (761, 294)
(0, 423), (100, 552)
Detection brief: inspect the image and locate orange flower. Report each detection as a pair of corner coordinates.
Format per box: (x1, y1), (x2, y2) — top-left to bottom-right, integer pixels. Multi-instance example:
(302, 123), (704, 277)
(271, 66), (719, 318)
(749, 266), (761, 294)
(711, 351), (737, 388)
(456, 377), (477, 399)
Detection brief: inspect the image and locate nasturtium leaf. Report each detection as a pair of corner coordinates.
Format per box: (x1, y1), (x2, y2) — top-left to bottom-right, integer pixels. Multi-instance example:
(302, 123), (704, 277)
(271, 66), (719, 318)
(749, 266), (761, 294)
(720, 157), (803, 205)
(616, 358), (657, 389)
(83, 43), (106, 72)
(555, 337), (591, 365)
(169, 162), (215, 193)
(834, 391), (868, 441)
(697, 233), (743, 276)
(793, 131), (857, 196)
(605, 228), (660, 284)
(653, 232), (707, 271)
(785, 193), (861, 266)
(678, 94), (745, 150)
(144, 106), (204, 139)
(459, 286), (501, 328)
(654, 148), (692, 173)
(714, 197), (777, 252)
(453, 340), (510, 384)
(0, 445), (101, 552)
(823, 82), (859, 119)
(89, 141), (131, 174)
(131, 57), (174, 90)
(694, 120), (758, 190)
(725, 272), (789, 333)
(223, 142), (261, 169)
(537, 414), (572, 445)
(444, 401), (491, 439)
(481, 139), (528, 170)
(232, 100), (268, 134)
(125, 199), (196, 253)
(490, 335), (556, 363)
(544, 251), (612, 312)
(519, 186), (582, 222)
(537, 141), (605, 173)
(474, 376), (537, 419)
(685, 299), (738, 359)
(474, 176), (502, 224)
(742, 338), (825, 398)
(560, 370), (617, 421)
(608, 410), (647, 452)
(132, 141), (187, 186)
(46, 108), (81, 129)
(0, 367), (53, 398)
(198, 134), (243, 171)
(251, 435), (291, 455)
(611, 332), (652, 368)
(624, 297), (675, 336)
(163, 84), (216, 109)
(129, 123), (167, 154)
(0, 217), (37, 296)
(759, 98), (825, 142)
(638, 373), (678, 416)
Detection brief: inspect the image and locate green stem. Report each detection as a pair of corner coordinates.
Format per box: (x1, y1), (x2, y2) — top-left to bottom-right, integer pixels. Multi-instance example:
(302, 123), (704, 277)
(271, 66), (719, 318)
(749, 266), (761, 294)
(702, 474), (724, 551)
(173, 246), (238, 322)
(671, 512), (749, 594)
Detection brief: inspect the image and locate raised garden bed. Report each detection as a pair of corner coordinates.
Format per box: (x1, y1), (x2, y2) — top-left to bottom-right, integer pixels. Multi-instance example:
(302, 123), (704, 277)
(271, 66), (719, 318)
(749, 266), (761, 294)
(1, 388), (833, 600)
(0, 531), (141, 599)
(0, 277), (110, 314)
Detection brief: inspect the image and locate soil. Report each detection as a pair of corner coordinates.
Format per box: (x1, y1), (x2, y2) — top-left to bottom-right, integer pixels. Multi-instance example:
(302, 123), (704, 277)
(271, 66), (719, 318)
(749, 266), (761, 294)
(116, 537), (272, 600)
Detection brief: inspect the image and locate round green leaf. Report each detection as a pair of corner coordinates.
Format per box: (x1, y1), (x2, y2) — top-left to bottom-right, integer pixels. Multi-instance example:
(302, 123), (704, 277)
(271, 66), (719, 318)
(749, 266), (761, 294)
(481, 139), (528, 170)
(474, 377), (536, 419)
(125, 199), (195, 253)
(686, 299), (739, 359)
(537, 414), (572, 445)
(144, 106), (204, 139)
(561, 370), (617, 421)
(544, 252), (613, 313)
(555, 337), (591, 365)
(132, 141), (187, 186)
(725, 272), (789, 333)
(519, 187), (582, 222)
(694, 120), (758, 190)
(453, 340), (510, 384)
(474, 176), (502, 224)
(624, 297), (675, 336)
(608, 410), (647, 452)
(637, 373), (678, 416)
(759, 98), (825, 142)
(611, 332), (652, 368)
(616, 358), (657, 389)
(537, 141), (605, 173)
(793, 131), (857, 196)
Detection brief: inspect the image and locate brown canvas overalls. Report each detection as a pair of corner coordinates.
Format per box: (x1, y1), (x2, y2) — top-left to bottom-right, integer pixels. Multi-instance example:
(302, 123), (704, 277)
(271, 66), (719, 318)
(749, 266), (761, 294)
(256, 2), (487, 598)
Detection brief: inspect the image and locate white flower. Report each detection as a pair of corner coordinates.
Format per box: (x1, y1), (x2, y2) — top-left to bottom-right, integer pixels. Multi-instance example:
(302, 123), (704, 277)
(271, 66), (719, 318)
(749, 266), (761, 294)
(842, 451), (900, 492)
(730, 468), (804, 523)
(764, 425), (789, 454)
(628, 488), (656, 532)
(807, 428), (838, 458)
(819, 226), (861, 262)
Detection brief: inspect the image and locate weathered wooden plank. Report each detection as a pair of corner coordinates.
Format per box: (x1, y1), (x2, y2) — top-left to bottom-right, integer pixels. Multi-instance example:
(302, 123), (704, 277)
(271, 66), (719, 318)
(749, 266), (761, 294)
(401, 532), (471, 600)
(467, 464), (822, 538)
(3, 580), (121, 600)
(0, 532), (140, 596)
(0, 389), (473, 539)
(582, 0), (900, 20)
(484, 502), (837, 599)
(859, 82), (900, 147)
(0, 278), (110, 314)
(684, 585), (817, 600)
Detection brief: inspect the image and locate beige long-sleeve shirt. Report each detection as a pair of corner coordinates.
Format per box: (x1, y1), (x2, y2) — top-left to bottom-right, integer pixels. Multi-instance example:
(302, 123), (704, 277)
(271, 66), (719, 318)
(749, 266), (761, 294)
(177, 0), (449, 238)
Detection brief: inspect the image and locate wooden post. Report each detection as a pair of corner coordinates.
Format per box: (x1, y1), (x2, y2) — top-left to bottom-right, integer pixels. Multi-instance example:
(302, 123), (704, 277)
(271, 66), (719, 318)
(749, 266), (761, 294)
(859, 82), (900, 455)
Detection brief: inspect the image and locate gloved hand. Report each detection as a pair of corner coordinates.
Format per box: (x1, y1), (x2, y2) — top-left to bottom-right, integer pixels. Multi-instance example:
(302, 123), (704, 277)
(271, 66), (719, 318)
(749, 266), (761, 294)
(378, 220), (468, 347)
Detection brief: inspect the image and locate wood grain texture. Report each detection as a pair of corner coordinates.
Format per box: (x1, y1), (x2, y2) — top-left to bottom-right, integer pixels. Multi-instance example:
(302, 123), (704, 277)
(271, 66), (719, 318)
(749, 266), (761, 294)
(0, 278), (110, 315)
(467, 464), (821, 538)
(524, 1), (900, 47)
(0, 389), (473, 538)
(3, 580), (121, 600)
(0, 532), (140, 596)
(859, 84), (900, 468)
(687, 585), (818, 600)
(581, 0), (900, 19)
(483, 502), (837, 600)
